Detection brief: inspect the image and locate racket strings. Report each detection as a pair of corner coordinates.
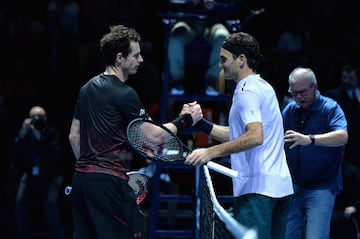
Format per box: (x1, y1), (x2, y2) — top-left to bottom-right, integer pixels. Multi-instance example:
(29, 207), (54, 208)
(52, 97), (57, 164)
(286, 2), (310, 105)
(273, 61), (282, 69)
(127, 122), (158, 154)
(128, 175), (147, 195)
(128, 121), (184, 161)
(128, 173), (149, 205)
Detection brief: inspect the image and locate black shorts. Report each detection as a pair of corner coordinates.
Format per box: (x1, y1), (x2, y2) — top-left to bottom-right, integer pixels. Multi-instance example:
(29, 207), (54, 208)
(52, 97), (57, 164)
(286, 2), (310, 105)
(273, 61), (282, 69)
(71, 172), (146, 239)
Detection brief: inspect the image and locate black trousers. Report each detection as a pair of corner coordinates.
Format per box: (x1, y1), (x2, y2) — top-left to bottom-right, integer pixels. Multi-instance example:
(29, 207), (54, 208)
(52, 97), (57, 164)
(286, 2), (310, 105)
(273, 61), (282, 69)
(71, 172), (147, 239)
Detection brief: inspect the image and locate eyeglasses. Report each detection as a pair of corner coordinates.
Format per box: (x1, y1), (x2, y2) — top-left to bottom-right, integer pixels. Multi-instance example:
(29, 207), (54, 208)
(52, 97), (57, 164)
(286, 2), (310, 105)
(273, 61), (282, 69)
(288, 85), (314, 97)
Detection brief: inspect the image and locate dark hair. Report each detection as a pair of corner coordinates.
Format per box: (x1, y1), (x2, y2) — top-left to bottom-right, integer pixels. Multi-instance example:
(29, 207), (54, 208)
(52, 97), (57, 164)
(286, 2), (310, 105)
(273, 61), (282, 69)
(343, 63), (359, 75)
(99, 25), (141, 66)
(222, 32), (261, 72)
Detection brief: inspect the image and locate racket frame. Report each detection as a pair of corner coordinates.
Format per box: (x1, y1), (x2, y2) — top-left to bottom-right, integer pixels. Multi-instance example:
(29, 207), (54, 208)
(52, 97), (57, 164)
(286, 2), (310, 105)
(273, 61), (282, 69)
(127, 118), (238, 178)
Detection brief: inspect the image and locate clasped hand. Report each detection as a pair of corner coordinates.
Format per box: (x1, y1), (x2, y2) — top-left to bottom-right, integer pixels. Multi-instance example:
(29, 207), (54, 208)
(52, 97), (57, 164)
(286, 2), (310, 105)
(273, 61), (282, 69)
(180, 101), (213, 166)
(180, 101), (203, 125)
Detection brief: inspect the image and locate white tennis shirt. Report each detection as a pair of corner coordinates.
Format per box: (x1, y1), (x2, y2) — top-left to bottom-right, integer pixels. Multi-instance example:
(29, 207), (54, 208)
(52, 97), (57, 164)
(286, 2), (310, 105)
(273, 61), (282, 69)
(229, 74), (294, 198)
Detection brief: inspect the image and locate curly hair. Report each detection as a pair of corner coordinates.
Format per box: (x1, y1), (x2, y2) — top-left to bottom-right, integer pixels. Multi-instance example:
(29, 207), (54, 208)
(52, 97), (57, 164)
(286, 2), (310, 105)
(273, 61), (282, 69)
(99, 25), (141, 66)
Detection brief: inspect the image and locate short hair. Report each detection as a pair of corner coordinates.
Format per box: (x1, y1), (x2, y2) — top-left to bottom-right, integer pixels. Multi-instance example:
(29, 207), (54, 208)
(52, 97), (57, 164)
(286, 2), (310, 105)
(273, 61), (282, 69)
(99, 25), (141, 66)
(342, 63), (359, 75)
(288, 67), (317, 85)
(222, 32), (261, 72)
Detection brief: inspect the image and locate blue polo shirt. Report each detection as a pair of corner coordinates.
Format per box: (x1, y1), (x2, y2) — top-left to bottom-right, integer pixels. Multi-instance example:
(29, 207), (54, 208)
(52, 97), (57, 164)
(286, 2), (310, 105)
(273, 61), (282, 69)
(282, 91), (347, 194)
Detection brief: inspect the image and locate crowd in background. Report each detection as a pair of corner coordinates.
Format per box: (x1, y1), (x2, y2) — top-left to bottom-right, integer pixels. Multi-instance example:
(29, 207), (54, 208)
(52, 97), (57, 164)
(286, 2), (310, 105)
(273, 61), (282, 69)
(0, 0), (360, 237)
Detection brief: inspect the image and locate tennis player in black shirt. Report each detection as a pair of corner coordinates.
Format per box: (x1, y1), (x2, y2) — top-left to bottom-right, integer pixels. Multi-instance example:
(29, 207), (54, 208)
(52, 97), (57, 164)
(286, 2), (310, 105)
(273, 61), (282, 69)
(68, 24), (202, 239)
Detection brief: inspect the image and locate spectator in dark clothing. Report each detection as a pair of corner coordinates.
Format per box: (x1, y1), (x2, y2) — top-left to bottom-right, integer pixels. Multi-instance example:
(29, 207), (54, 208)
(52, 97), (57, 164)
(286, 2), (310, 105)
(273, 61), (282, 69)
(9, 106), (66, 239)
(166, 0), (255, 96)
(325, 63), (360, 210)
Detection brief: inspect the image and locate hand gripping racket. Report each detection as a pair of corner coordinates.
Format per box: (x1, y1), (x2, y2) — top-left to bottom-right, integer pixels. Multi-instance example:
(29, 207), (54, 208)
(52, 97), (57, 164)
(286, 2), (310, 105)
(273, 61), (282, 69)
(126, 117), (238, 178)
(64, 171), (149, 205)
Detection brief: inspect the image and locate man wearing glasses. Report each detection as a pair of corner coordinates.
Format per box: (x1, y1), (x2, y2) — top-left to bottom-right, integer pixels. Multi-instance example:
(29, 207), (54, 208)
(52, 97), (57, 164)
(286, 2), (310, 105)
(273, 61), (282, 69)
(282, 67), (348, 239)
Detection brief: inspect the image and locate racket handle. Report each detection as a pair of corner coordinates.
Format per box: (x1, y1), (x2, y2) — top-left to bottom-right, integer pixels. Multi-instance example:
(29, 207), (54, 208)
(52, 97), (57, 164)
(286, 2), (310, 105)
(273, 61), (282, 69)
(206, 161), (238, 178)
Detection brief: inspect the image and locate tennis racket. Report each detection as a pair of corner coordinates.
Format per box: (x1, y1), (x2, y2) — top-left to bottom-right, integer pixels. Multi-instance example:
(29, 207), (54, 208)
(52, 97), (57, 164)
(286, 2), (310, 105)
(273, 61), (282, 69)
(127, 171), (149, 204)
(126, 117), (238, 178)
(64, 171), (149, 205)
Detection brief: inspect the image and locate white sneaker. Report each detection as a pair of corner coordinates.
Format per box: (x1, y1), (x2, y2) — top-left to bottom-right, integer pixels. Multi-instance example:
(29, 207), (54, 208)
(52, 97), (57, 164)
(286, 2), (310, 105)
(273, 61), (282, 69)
(205, 86), (219, 96)
(170, 87), (184, 95)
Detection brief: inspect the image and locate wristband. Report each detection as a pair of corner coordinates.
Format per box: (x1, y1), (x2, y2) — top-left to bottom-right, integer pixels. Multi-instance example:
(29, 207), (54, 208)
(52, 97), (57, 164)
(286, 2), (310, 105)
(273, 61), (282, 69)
(171, 114), (193, 132)
(195, 118), (213, 134)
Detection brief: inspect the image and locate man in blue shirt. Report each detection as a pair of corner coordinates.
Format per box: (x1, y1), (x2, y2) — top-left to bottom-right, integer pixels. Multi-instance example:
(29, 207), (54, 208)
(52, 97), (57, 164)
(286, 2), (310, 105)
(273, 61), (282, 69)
(282, 67), (348, 239)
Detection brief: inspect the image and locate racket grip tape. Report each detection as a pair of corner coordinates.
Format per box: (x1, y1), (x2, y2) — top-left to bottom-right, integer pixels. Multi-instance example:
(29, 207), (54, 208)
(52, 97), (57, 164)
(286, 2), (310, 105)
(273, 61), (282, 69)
(171, 114), (193, 131)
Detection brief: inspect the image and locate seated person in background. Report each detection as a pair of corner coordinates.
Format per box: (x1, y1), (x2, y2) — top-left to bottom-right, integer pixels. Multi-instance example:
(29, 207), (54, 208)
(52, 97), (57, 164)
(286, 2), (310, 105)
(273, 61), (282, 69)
(167, 0), (246, 96)
(325, 63), (360, 210)
(8, 106), (65, 239)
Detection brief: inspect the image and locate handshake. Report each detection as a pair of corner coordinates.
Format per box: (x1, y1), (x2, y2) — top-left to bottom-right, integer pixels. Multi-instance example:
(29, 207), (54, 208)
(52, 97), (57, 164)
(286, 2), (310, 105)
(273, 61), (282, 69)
(179, 101), (203, 126)
(178, 101), (214, 135)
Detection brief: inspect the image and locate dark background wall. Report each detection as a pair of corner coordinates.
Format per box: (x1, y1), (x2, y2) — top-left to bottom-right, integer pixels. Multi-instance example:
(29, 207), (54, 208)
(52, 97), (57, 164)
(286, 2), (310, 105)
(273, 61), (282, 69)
(0, 0), (359, 236)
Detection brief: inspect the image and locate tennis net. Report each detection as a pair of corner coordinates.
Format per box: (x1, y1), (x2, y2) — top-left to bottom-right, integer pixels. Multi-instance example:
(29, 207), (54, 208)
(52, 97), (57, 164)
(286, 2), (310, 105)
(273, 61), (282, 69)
(195, 164), (257, 239)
